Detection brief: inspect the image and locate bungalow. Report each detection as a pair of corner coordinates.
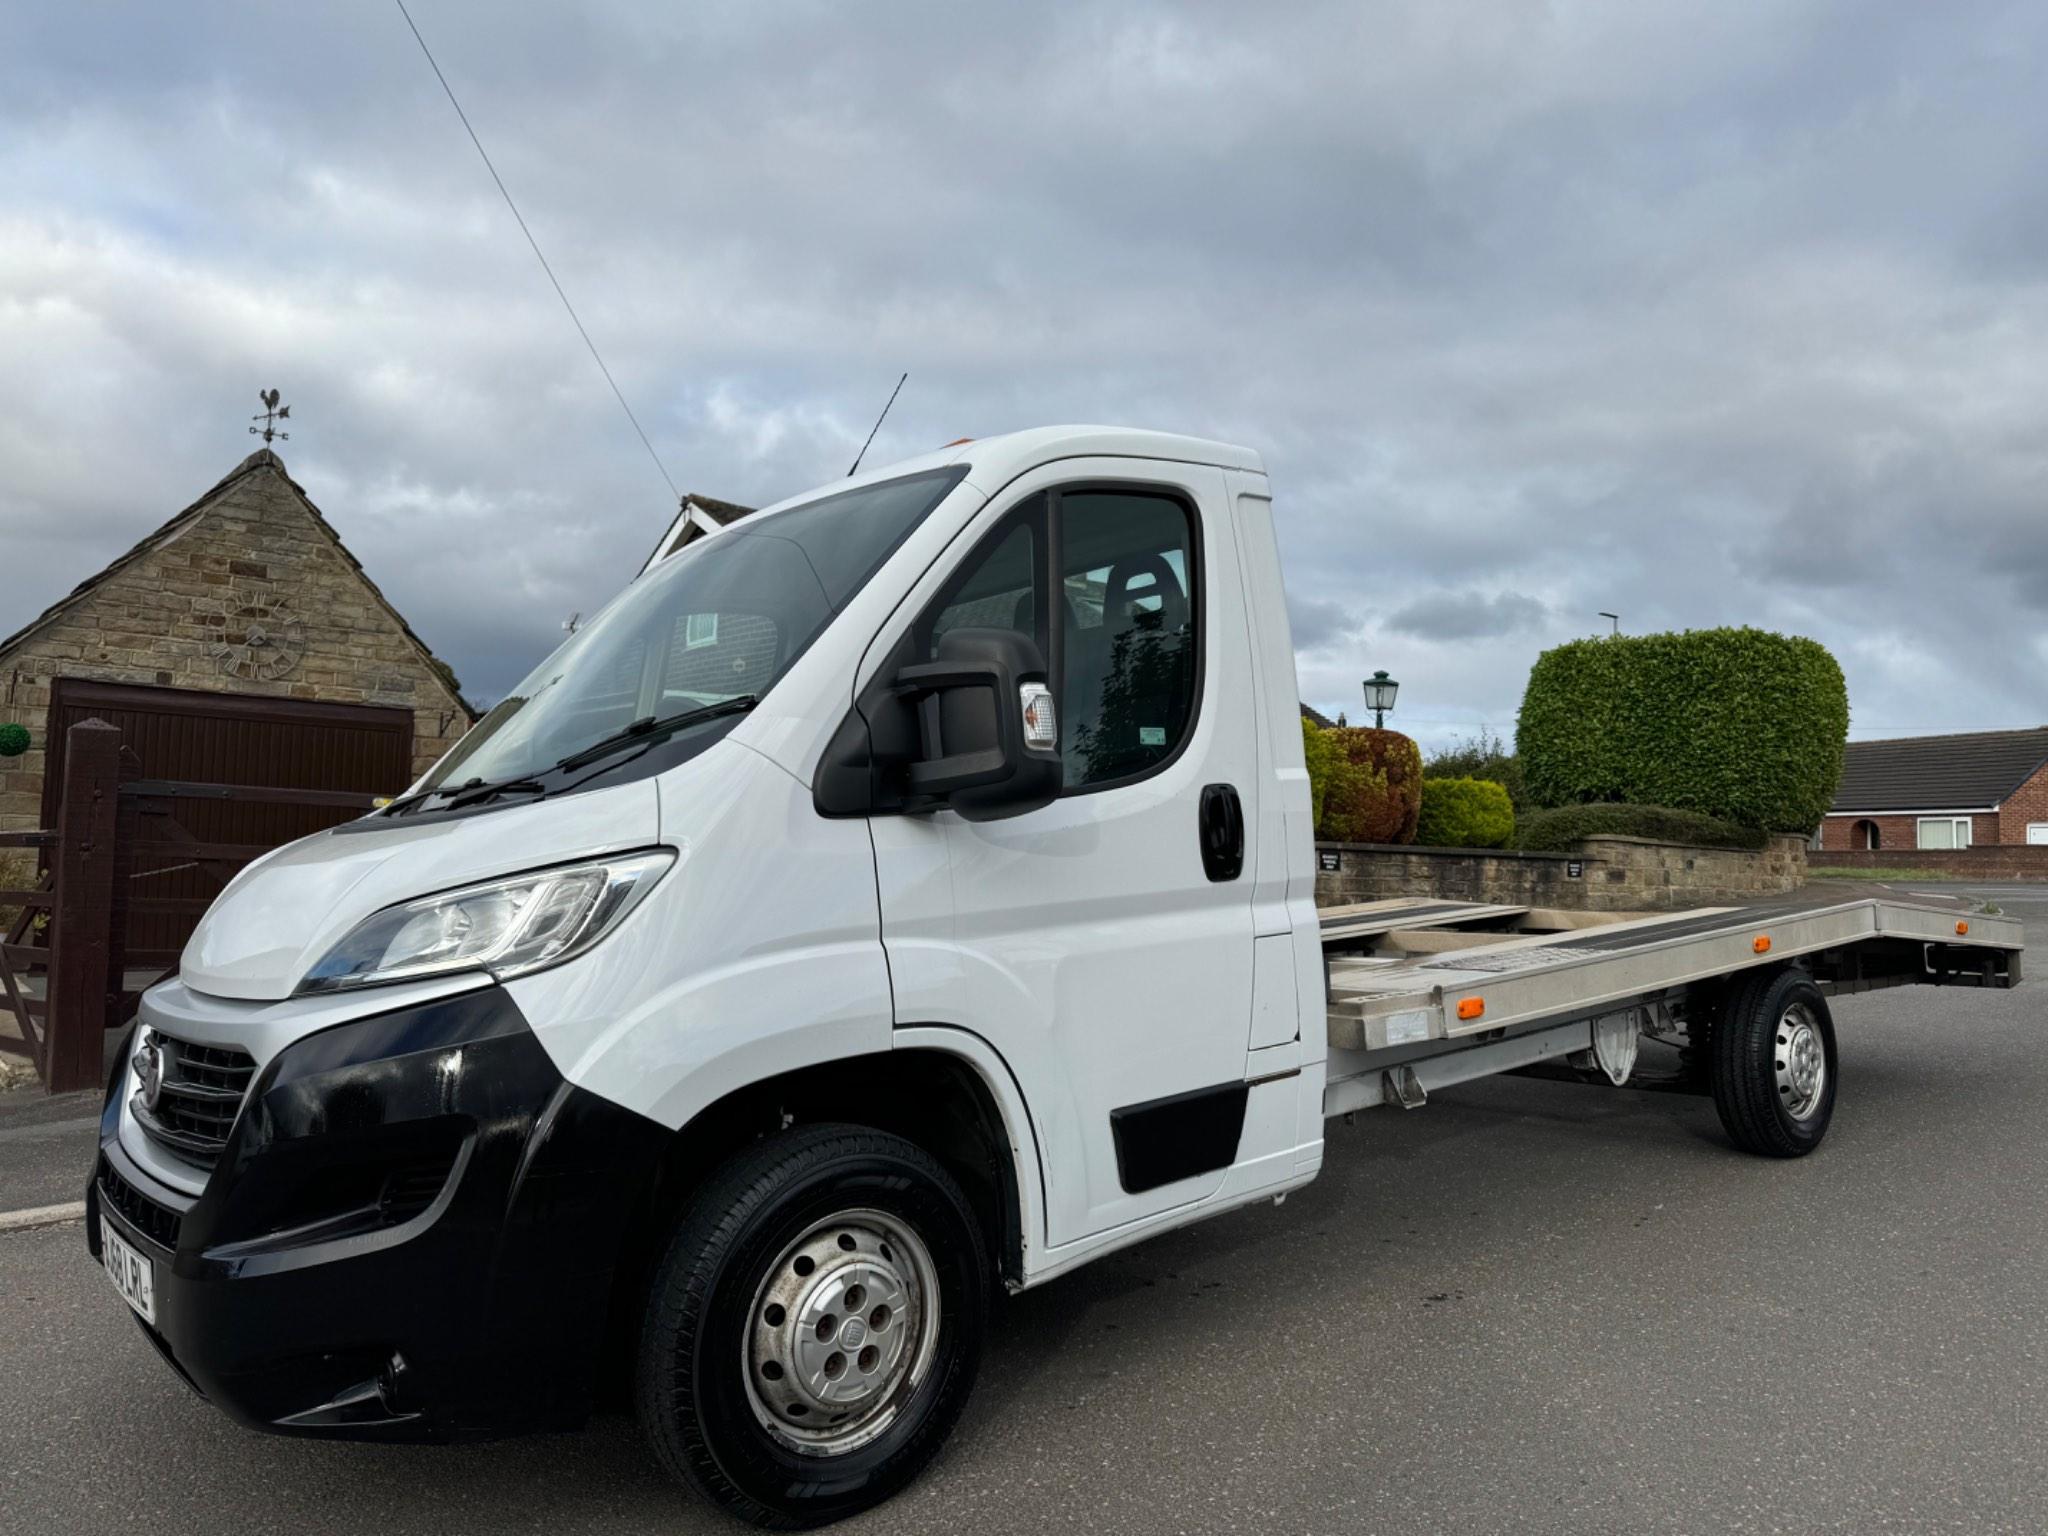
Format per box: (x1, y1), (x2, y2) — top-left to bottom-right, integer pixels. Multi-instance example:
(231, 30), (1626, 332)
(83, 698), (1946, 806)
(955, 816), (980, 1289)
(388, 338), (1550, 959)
(1821, 727), (2048, 851)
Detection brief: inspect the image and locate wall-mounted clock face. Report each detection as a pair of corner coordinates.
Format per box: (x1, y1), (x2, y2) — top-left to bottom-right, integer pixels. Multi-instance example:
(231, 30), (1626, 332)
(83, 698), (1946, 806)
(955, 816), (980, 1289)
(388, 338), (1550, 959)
(199, 582), (307, 682)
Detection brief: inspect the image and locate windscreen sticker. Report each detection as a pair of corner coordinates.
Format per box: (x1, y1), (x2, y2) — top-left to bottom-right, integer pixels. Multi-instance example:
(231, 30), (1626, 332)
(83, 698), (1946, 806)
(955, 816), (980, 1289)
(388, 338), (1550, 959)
(1139, 726), (1166, 746)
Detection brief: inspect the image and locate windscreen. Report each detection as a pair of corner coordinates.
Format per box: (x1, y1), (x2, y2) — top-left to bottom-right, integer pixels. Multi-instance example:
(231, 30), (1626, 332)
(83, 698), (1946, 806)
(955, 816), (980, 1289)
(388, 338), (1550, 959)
(416, 466), (967, 793)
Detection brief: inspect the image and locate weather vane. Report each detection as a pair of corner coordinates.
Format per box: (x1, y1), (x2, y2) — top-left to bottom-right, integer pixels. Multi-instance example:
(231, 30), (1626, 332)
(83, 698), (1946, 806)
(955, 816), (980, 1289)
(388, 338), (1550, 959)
(249, 388), (291, 444)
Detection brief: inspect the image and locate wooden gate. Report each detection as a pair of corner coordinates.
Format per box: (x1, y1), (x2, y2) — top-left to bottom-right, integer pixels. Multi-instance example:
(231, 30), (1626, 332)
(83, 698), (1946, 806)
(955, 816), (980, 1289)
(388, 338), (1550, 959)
(2, 691), (415, 1092)
(43, 681), (413, 966)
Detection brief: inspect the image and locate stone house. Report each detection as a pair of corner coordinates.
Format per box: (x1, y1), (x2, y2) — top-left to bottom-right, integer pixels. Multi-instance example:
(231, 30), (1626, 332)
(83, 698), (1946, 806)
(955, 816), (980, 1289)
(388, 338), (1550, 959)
(0, 448), (475, 833)
(1820, 727), (2048, 851)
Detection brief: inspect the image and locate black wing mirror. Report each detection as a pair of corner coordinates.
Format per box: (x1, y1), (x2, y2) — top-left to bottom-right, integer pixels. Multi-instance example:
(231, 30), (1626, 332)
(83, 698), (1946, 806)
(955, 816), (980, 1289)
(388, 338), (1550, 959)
(894, 628), (1061, 820)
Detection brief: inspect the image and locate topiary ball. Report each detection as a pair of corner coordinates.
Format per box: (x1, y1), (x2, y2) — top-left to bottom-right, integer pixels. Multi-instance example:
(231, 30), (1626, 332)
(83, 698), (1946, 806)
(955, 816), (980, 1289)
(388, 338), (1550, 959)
(0, 723), (28, 758)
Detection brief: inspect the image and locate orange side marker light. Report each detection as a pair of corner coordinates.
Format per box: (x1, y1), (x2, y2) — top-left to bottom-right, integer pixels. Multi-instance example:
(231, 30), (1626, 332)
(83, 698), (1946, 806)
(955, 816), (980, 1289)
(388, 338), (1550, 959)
(1456, 997), (1485, 1021)
(1956, 920), (1970, 936)
(1752, 935), (1772, 954)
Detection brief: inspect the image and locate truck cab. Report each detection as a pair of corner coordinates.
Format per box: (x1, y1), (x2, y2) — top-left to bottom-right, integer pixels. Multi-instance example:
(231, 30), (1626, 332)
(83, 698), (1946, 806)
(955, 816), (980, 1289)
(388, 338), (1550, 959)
(91, 427), (1327, 1525)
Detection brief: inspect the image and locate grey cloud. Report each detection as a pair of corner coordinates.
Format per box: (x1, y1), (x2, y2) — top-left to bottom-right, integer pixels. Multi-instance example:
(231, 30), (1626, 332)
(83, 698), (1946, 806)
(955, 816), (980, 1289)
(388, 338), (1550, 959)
(1383, 591), (1550, 643)
(4, 0), (2048, 739)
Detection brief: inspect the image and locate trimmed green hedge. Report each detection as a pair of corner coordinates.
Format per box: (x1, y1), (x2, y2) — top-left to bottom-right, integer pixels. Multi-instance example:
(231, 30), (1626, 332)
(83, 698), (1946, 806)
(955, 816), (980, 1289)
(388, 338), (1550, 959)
(1415, 777), (1515, 848)
(1516, 627), (1847, 831)
(1316, 725), (1423, 844)
(1514, 802), (1768, 852)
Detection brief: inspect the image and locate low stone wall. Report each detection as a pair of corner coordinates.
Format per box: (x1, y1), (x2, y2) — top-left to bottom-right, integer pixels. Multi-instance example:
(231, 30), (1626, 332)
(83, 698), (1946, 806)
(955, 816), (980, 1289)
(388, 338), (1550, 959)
(1810, 846), (2048, 880)
(1315, 834), (1807, 912)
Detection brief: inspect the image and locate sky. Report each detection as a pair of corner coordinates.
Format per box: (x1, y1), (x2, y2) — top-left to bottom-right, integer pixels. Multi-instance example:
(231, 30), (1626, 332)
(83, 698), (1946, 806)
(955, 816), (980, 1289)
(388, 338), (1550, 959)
(4, 1), (2046, 749)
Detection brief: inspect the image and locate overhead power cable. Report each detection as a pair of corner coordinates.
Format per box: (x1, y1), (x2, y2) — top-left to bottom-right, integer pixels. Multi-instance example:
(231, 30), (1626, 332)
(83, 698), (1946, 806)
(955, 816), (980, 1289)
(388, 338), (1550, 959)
(393, 0), (679, 500)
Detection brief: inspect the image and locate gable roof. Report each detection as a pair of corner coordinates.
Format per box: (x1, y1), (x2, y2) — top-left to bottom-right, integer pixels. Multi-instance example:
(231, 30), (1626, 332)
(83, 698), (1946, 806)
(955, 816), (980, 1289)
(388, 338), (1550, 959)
(1300, 701), (1336, 729)
(0, 448), (476, 719)
(640, 492), (759, 576)
(1831, 727), (2048, 812)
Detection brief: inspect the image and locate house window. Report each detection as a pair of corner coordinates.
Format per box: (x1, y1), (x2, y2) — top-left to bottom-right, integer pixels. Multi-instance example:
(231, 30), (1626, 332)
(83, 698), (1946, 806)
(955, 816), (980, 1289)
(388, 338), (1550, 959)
(684, 612), (718, 649)
(1916, 817), (1972, 850)
(1851, 819), (1880, 851)
(2027, 823), (2048, 846)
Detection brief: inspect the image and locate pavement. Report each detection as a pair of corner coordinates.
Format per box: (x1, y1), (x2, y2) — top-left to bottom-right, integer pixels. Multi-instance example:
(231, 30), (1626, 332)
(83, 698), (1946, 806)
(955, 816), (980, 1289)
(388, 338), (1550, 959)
(3, 892), (2046, 1534)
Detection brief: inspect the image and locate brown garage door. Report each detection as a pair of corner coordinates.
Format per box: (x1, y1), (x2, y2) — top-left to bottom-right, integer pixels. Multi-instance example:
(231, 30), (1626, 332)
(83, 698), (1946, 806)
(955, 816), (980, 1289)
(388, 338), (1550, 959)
(42, 680), (415, 962)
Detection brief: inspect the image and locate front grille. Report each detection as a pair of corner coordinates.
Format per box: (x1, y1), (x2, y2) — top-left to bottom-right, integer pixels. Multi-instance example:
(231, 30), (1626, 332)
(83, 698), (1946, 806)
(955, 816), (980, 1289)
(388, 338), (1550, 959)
(131, 1035), (258, 1169)
(99, 1155), (184, 1252)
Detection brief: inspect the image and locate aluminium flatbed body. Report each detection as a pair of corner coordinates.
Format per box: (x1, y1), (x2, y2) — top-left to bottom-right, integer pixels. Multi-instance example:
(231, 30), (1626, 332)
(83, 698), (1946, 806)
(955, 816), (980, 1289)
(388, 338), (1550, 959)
(1320, 896), (2022, 1116)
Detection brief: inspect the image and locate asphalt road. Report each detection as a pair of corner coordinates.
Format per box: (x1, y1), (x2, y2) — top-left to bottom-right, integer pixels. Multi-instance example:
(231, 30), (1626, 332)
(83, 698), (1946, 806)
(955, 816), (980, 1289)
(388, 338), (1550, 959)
(4, 898), (2045, 1534)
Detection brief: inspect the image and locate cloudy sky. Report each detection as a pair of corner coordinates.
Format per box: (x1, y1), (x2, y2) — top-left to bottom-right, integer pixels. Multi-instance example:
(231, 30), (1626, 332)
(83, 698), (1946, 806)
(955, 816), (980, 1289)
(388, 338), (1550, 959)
(5, 1), (2046, 747)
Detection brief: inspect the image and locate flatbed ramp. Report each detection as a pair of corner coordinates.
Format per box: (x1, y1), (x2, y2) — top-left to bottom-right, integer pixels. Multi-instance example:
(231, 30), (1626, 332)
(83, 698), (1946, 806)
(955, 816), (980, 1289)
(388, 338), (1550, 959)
(1318, 898), (1529, 944)
(1324, 896), (2022, 1054)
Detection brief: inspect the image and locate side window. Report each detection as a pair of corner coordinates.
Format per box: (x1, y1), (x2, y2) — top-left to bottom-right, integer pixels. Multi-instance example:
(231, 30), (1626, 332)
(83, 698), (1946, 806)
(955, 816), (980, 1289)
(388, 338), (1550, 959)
(1060, 491), (1197, 789)
(918, 494), (1046, 660)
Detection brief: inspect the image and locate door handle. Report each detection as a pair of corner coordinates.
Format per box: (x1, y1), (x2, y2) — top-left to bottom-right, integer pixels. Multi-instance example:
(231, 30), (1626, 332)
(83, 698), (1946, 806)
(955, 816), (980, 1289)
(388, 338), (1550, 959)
(1199, 783), (1244, 882)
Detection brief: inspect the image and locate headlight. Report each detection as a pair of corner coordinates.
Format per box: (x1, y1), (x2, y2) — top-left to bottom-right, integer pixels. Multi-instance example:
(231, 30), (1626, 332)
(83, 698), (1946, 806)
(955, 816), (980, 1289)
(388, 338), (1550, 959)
(296, 850), (675, 995)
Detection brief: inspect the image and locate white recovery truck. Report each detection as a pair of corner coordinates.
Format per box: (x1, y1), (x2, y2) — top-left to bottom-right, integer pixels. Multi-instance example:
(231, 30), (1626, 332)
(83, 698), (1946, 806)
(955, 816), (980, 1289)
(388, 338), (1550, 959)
(88, 427), (2022, 1526)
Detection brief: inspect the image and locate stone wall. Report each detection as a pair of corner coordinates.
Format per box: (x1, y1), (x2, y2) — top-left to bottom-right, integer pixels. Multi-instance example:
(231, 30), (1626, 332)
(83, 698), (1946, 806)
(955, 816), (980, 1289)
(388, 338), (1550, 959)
(1316, 834), (1808, 912)
(0, 452), (471, 833)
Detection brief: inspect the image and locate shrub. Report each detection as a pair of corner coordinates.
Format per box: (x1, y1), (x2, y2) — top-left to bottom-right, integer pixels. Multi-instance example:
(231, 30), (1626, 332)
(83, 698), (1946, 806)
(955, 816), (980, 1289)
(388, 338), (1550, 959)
(1426, 727), (1528, 812)
(1516, 627), (1848, 832)
(1300, 717), (1342, 830)
(1318, 727), (1423, 844)
(1415, 777), (1516, 848)
(1514, 802), (1768, 852)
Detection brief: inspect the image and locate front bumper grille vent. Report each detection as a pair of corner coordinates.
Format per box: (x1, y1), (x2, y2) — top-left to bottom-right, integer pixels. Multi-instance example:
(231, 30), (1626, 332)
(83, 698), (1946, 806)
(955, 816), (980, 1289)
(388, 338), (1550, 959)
(131, 1035), (258, 1169)
(99, 1155), (184, 1252)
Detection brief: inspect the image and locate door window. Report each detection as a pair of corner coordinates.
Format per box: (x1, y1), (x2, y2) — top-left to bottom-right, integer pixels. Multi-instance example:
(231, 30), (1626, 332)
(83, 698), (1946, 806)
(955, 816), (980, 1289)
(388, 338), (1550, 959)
(1059, 491), (1198, 790)
(907, 485), (1200, 796)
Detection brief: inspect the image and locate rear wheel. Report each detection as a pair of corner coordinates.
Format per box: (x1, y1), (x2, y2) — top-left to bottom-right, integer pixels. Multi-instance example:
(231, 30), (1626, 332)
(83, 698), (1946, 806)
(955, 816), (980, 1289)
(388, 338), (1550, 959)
(636, 1123), (988, 1528)
(1710, 968), (1838, 1157)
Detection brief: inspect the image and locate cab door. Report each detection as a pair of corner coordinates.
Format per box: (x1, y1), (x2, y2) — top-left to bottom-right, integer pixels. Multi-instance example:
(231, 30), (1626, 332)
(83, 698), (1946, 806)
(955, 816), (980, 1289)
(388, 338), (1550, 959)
(868, 459), (1267, 1250)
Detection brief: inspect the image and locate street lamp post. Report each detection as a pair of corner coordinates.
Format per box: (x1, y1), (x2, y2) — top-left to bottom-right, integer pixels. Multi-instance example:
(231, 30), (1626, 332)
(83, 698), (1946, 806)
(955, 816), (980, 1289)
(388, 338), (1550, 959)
(1362, 670), (1399, 729)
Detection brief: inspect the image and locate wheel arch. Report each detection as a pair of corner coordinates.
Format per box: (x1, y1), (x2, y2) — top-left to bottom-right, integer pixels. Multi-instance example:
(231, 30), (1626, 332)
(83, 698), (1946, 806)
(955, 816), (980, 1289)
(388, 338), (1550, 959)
(613, 1035), (1039, 1314)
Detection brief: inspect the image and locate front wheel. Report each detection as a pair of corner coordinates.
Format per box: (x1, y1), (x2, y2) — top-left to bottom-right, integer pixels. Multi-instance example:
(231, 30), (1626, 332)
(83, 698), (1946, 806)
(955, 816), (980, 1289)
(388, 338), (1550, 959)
(636, 1123), (989, 1528)
(1710, 968), (1838, 1157)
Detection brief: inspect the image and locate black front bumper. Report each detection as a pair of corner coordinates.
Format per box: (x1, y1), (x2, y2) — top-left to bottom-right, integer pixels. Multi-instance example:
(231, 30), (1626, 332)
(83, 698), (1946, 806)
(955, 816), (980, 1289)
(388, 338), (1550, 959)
(88, 985), (668, 1442)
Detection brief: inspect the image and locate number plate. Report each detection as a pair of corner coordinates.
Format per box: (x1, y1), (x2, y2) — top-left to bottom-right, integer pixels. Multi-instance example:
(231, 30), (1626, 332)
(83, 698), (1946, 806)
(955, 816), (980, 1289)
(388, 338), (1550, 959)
(101, 1218), (157, 1325)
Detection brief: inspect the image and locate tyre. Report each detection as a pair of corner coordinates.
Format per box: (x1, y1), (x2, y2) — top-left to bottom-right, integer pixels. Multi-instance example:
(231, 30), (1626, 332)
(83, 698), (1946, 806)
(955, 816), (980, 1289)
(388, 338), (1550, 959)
(1710, 967), (1838, 1157)
(636, 1123), (989, 1528)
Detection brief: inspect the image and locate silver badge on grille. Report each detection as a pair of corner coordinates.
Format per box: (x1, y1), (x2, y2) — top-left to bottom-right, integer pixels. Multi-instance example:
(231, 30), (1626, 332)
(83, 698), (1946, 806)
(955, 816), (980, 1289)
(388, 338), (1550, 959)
(137, 1036), (164, 1113)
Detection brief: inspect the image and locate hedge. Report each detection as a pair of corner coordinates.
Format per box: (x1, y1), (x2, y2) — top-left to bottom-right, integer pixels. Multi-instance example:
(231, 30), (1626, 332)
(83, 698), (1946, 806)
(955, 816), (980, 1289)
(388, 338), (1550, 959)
(1300, 717), (1343, 831)
(1415, 777), (1515, 848)
(1316, 726), (1422, 844)
(1514, 802), (1769, 852)
(1516, 627), (1848, 832)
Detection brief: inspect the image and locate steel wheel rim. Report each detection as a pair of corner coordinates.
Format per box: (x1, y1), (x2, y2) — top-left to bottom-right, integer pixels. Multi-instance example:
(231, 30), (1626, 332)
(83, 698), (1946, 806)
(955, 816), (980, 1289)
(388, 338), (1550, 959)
(742, 1207), (941, 1456)
(1775, 1003), (1828, 1121)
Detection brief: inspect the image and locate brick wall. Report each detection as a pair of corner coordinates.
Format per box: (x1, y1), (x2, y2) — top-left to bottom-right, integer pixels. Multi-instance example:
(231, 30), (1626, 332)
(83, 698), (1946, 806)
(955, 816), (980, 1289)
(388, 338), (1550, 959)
(1316, 834), (1807, 912)
(0, 454), (470, 833)
(1809, 846), (2048, 879)
(1997, 760), (2048, 845)
(1822, 811), (1999, 852)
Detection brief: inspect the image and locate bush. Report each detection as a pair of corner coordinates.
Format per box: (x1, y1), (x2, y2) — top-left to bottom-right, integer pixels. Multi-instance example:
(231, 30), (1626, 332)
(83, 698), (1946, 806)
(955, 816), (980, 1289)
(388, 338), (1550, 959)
(1514, 802), (1768, 852)
(1318, 726), (1423, 844)
(1415, 777), (1516, 848)
(1300, 717), (1342, 831)
(1516, 627), (1848, 832)
(1426, 727), (1528, 812)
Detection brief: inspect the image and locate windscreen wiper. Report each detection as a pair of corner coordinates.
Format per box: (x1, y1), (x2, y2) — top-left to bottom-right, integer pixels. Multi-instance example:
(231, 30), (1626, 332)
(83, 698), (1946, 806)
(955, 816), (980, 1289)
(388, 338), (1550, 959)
(552, 695), (760, 775)
(380, 773), (542, 817)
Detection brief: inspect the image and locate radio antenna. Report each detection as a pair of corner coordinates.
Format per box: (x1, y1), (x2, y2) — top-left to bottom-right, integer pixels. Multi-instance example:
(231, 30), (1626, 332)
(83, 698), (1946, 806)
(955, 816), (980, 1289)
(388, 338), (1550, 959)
(848, 372), (908, 477)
